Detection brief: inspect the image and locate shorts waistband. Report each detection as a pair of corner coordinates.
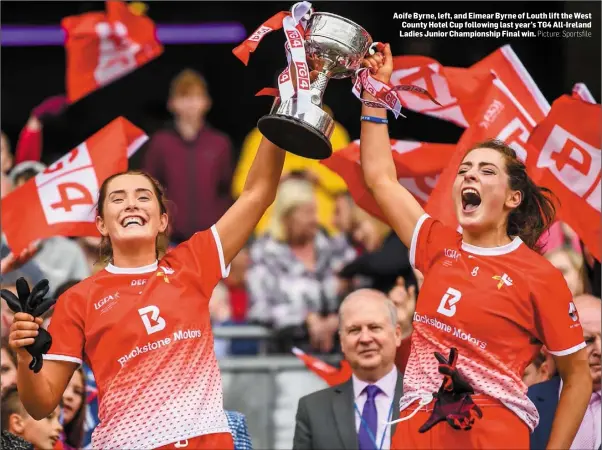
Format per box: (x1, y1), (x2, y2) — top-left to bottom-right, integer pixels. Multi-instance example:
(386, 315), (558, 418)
(404, 394), (503, 413)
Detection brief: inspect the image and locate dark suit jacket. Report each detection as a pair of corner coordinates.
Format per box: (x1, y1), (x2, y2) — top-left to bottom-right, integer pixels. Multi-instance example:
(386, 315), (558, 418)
(528, 376), (561, 450)
(529, 377), (601, 450)
(293, 372), (403, 450)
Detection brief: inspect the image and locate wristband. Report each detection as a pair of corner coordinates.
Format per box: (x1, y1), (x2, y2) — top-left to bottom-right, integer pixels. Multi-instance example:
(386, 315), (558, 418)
(361, 115), (388, 124)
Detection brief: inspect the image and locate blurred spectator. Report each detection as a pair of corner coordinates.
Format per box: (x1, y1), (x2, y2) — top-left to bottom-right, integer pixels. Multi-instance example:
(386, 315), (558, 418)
(1, 172), (12, 197)
(0, 237), (44, 290)
(59, 367), (87, 450)
(581, 242), (601, 299)
(210, 282), (233, 359)
(13, 95), (68, 166)
(333, 191), (354, 238)
(340, 231), (418, 295)
(293, 290), (403, 450)
(225, 246), (251, 323)
(339, 204), (418, 294)
(9, 161), (46, 187)
(247, 178), (355, 354)
(1, 170), (45, 287)
(387, 277), (417, 339)
(76, 237), (104, 275)
(528, 294), (601, 449)
(1, 429), (33, 450)
(545, 247), (584, 297)
(1, 131), (14, 174)
(539, 221), (581, 255)
(233, 106), (350, 237)
(210, 245), (260, 356)
(1, 385), (62, 450)
(53, 279), (81, 301)
(522, 350), (555, 387)
(42, 280), (81, 330)
(225, 410), (253, 450)
(350, 206), (390, 254)
(1, 337), (17, 394)
(81, 364), (99, 449)
(143, 68), (234, 245)
(8, 163), (91, 296)
(1, 283), (18, 339)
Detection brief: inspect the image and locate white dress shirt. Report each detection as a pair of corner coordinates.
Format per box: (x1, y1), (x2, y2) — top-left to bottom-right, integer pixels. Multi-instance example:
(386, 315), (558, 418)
(558, 380), (601, 449)
(353, 366), (398, 450)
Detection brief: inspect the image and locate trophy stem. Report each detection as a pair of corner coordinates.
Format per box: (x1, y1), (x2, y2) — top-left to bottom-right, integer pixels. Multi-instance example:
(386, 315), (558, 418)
(310, 72), (330, 106)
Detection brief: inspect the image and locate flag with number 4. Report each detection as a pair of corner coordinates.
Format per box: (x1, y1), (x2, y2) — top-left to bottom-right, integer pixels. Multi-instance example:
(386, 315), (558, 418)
(63, 1), (163, 103)
(1, 117), (148, 254)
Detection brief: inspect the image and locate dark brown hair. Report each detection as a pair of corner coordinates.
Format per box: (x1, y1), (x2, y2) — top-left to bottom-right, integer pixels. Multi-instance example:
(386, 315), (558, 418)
(465, 139), (557, 252)
(96, 170), (170, 264)
(1, 385), (25, 431)
(63, 367), (86, 448)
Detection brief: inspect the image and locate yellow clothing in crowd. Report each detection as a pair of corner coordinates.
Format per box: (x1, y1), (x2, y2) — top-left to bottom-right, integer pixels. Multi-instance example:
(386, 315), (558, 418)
(232, 122), (351, 235)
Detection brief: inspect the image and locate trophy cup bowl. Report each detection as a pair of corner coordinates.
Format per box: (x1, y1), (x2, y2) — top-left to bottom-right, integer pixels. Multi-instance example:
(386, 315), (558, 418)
(257, 12), (373, 160)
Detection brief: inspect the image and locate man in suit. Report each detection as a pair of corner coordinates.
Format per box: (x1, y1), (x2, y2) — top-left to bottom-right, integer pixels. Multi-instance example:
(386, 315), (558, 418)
(529, 294), (601, 450)
(293, 289), (403, 450)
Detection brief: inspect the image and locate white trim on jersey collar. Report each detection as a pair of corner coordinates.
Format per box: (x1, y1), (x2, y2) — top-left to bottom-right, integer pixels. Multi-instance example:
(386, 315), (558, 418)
(105, 260), (158, 274)
(461, 236), (523, 256)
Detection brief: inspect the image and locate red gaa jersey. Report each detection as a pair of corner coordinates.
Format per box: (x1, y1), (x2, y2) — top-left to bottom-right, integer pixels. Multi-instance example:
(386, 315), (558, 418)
(45, 226), (231, 448)
(401, 215), (585, 431)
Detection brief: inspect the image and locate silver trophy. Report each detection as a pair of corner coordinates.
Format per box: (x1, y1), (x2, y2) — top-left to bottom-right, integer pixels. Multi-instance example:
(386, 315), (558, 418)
(258, 12), (373, 160)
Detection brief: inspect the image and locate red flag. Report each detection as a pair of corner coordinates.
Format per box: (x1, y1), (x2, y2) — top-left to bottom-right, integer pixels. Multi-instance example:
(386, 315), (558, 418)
(470, 44), (550, 124)
(63, 1), (163, 103)
(1, 118), (147, 254)
(292, 347), (352, 386)
(232, 11), (289, 65)
(390, 55), (493, 128)
(425, 78), (538, 229)
(527, 96), (601, 260)
(572, 83), (597, 104)
(321, 140), (455, 222)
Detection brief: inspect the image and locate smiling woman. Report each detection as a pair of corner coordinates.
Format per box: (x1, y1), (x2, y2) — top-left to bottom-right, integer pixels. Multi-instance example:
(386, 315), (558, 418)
(357, 43), (592, 450)
(9, 132), (286, 449)
(95, 171), (170, 268)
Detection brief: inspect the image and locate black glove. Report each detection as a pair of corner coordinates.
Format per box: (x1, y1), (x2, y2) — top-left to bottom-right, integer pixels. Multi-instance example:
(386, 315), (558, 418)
(418, 348), (483, 433)
(1, 278), (56, 373)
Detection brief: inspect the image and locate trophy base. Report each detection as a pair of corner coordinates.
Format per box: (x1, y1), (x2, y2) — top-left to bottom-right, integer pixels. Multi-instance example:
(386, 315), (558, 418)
(258, 97), (335, 160)
(258, 115), (332, 160)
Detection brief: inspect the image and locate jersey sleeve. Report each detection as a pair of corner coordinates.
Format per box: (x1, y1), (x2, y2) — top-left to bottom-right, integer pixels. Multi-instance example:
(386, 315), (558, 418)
(409, 214), (459, 275)
(531, 270), (586, 356)
(170, 225), (231, 297)
(44, 288), (85, 366)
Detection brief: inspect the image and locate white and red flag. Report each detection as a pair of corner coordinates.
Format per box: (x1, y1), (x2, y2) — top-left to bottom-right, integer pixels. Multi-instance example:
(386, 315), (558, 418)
(1, 117), (147, 254)
(527, 95), (601, 260)
(389, 45), (550, 128)
(63, 1), (163, 103)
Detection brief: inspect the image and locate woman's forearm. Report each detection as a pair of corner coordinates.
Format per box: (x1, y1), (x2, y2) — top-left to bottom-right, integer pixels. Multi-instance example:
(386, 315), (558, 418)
(240, 136), (286, 208)
(17, 356), (63, 419)
(359, 92), (397, 189)
(546, 369), (592, 449)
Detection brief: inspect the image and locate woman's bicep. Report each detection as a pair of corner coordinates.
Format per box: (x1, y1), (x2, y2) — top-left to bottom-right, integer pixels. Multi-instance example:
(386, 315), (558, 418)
(370, 177), (426, 249)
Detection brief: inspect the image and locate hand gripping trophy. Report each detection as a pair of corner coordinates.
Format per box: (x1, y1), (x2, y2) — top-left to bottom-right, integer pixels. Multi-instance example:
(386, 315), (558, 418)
(233, 2), (438, 160)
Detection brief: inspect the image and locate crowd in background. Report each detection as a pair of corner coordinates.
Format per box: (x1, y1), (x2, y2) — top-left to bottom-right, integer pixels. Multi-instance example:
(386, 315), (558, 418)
(0, 67), (600, 449)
